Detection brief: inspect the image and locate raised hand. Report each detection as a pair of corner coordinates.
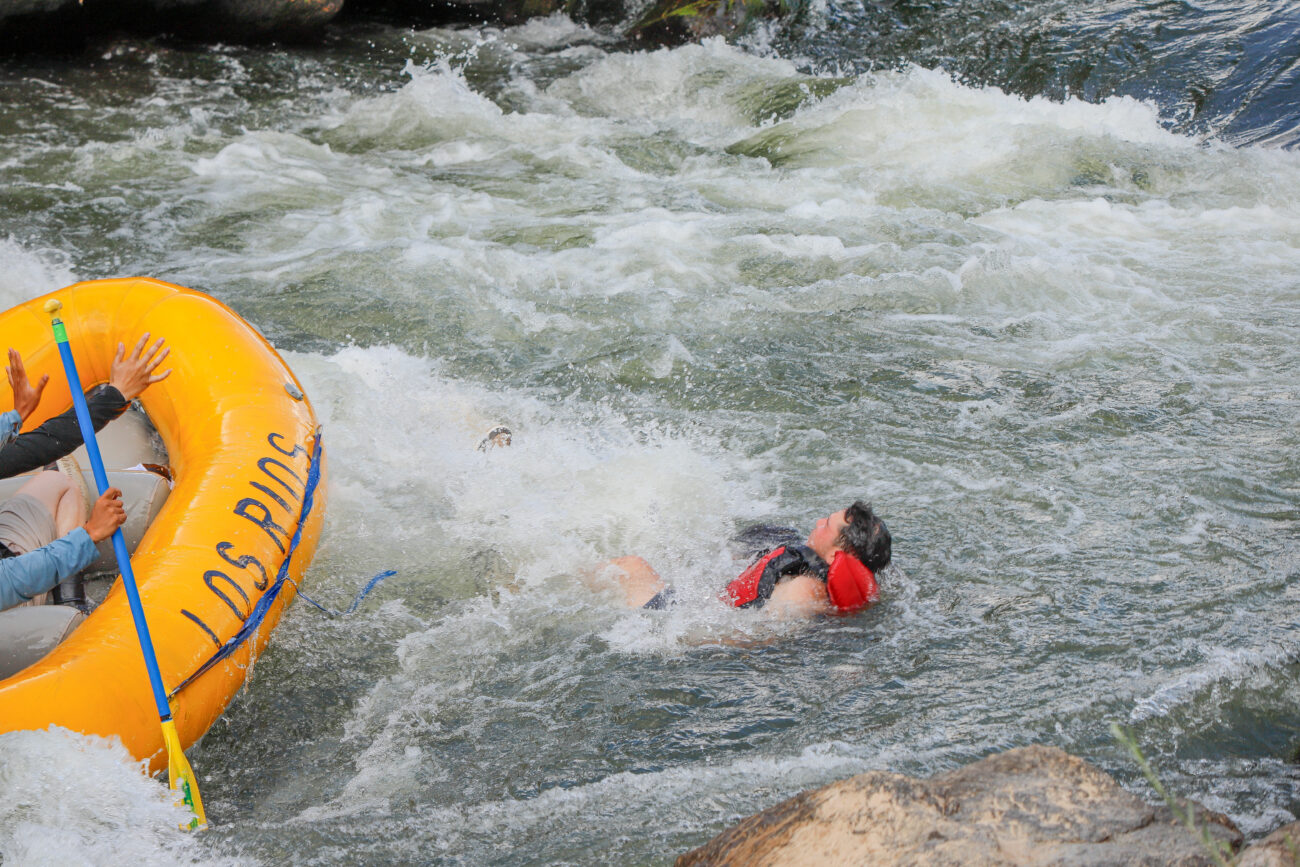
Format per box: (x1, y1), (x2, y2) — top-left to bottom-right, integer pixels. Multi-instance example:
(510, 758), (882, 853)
(109, 333), (172, 401)
(7, 348), (49, 423)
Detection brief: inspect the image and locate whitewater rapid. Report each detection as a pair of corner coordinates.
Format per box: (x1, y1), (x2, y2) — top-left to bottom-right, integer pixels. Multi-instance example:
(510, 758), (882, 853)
(1, 24), (1299, 863)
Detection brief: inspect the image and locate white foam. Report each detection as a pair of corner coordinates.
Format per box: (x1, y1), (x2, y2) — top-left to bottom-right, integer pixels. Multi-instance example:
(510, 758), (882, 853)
(0, 728), (236, 866)
(288, 344), (765, 588)
(0, 238), (76, 307)
(546, 37), (804, 128)
(749, 64), (1188, 175)
(494, 12), (610, 49)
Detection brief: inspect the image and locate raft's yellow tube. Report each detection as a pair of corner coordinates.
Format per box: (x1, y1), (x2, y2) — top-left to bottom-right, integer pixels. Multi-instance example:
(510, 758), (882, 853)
(0, 277), (326, 773)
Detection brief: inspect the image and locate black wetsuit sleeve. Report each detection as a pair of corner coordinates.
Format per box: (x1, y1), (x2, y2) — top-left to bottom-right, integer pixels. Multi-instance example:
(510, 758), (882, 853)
(739, 544), (829, 609)
(0, 386), (129, 479)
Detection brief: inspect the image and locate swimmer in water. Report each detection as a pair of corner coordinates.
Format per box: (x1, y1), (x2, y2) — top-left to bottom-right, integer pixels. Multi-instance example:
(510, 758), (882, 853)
(596, 501), (891, 617)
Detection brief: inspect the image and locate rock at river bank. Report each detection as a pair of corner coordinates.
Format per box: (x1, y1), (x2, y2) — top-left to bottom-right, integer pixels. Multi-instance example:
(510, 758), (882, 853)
(343, 0), (782, 37)
(342, 0), (584, 28)
(0, 0), (342, 47)
(1240, 821), (1300, 866)
(1, 0), (786, 47)
(678, 745), (1249, 866)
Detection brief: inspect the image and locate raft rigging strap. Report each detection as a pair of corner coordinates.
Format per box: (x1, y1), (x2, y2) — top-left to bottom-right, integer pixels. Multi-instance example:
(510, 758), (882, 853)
(169, 431), (325, 699)
(288, 569), (396, 618)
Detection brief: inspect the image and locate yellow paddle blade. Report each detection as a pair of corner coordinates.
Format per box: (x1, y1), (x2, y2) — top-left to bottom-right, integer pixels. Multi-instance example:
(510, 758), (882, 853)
(161, 719), (207, 831)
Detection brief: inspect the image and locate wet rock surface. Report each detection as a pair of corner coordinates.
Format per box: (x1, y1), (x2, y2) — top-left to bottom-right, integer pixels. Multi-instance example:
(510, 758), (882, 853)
(1, 0), (782, 47)
(1240, 821), (1300, 867)
(0, 0), (342, 46)
(678, 745), (1249, 866)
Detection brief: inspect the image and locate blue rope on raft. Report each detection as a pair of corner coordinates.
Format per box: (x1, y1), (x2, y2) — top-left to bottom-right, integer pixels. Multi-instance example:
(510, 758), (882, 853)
(289, 569), (397, 618)
(169, 432), (327, 700)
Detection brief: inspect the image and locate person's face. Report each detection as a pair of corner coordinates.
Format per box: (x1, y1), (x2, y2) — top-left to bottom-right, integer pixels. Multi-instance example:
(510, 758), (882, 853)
(806, 509), (849, 562)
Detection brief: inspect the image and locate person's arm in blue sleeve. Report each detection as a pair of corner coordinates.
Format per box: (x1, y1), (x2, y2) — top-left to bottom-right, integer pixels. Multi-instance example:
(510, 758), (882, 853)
(0, 486), (126, 611)
(0, 409), (20, 450)
(0, 528), (97, 610)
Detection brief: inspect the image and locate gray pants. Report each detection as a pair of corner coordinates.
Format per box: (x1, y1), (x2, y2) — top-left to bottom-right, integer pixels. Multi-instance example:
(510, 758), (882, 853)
(0, 493), (59, 607)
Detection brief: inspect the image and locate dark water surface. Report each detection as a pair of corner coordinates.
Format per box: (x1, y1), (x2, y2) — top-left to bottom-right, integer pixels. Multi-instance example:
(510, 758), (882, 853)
(0, 1), (1298, 864)
(780, 0), (1300, 147)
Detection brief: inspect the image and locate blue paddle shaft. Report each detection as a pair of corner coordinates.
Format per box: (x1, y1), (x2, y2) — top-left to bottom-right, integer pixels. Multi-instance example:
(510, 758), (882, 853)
(52, 326), (172, 722)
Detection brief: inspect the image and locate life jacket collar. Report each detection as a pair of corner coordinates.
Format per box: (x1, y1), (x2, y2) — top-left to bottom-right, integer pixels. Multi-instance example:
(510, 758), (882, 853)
(826, 550), (877, 612)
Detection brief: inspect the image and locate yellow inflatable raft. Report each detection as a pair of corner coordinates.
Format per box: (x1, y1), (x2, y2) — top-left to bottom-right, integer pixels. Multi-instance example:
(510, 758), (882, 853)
(0, 277), (326, 773)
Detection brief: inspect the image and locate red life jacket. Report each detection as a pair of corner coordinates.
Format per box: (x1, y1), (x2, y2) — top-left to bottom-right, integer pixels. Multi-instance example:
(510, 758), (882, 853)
(724, 545), (878, 613)
(723, 545), (792, 608)
(825, 550), (878, 612)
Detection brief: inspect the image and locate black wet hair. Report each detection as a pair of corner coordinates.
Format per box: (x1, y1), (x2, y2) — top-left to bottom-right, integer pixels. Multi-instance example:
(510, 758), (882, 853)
(838, 501), (891, 572)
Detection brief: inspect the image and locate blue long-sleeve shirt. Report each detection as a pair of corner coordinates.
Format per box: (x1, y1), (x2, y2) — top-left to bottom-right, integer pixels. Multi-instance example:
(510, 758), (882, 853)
(0, 409), (98, 611)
